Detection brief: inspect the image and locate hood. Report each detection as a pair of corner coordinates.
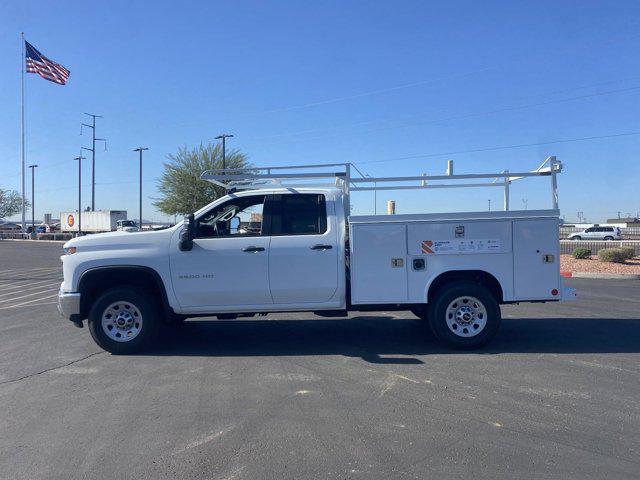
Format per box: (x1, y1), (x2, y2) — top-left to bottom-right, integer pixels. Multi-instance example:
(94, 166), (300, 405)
(63, 228), (175, 252)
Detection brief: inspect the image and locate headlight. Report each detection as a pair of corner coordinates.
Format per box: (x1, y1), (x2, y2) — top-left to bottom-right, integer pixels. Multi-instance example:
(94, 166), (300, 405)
(64, 246), (77, 255)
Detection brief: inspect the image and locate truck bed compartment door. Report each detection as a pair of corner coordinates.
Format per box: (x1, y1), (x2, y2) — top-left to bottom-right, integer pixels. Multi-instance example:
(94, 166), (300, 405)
(350, 223), (407, 304)
(513, 219), (560, 300)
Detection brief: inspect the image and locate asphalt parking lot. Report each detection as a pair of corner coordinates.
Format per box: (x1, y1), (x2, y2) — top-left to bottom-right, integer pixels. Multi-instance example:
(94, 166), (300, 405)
(1, 240), (639, 480)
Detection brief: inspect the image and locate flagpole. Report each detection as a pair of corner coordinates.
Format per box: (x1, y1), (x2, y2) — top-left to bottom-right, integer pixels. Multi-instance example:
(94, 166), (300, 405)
(20, 32), (26, 234)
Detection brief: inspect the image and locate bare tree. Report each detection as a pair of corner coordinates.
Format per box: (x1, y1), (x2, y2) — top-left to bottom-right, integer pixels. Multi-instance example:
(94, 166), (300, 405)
(0, 188), (29, 220)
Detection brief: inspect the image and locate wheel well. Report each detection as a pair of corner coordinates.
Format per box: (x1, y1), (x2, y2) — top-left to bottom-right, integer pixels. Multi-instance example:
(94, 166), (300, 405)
(427, 270), (503, 304)
(78, 267), (171, 320)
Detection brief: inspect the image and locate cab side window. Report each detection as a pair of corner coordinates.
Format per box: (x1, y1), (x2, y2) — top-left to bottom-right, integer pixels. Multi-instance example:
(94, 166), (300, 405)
(271, 194), (327, 235)
(196, 195), (267, 238)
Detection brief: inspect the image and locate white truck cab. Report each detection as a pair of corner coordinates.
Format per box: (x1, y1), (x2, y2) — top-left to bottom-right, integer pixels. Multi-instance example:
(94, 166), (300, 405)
(58, 159), (575, 354)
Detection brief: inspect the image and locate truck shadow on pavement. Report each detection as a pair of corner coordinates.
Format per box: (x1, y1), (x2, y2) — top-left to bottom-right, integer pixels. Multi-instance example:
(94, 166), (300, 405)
(154, 315), (640, 363)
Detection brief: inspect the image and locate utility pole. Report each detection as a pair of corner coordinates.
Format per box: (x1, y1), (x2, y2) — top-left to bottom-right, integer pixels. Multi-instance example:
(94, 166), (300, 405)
(81, 113), (106, 211)
(133, 147), (149, 229)
(215, 134), (234, 169)
(74, 153), (85, 236)
(28, 164), (38, 233)
(488, 199), (491, 211)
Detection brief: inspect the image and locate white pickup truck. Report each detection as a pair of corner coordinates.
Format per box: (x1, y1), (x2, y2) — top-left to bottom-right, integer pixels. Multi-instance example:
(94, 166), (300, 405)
(58, 159), (575, 354)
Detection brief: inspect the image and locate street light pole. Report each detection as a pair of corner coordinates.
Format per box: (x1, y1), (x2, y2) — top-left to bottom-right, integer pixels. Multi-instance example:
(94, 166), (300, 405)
(28, 164), (38, 233)
(214, 134), (234, 170)
(133, 147), (149, 229)
(74, 154), (85, 236)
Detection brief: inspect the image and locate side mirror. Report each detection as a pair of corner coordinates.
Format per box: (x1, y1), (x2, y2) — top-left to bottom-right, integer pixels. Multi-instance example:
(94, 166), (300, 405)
(179, 213), (195, 251)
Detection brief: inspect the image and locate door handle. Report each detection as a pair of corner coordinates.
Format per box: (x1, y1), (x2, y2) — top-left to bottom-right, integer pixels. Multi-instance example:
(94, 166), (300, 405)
(310, 244), (333, 250)
(242, 246), (265, 253)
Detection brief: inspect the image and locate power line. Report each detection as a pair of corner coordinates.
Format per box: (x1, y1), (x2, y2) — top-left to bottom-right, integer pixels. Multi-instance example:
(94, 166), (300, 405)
(357, 131), (640, 165)
(250, 84), (640, 147)
(210, 28), (640, 121)
(252, 68), (497, 116)
(248, 75), (640, 142)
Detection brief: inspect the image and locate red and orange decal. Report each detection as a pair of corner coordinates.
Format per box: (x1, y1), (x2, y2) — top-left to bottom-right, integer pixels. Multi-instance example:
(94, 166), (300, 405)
(421, 240), (433, 254)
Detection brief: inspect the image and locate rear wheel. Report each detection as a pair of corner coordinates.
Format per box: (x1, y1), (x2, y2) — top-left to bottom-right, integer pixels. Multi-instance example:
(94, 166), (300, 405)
(88, 287), (160, 354)
(428, 282), (501, 349)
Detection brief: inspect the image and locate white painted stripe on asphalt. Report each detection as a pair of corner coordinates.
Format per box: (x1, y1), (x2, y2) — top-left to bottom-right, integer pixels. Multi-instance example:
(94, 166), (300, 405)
(4, 301), (57, 309)
(0, 294), (58, 310)
(0, 272), (61, 282)
(0, 275), (62, 289)
(0, 280), (60, 301)
(0, 267), (60, 276)
(0, 267), (61, 275)
(0, 268), (28, 274)
(0, 286), (60, 304)
(0, 278), (58, 293)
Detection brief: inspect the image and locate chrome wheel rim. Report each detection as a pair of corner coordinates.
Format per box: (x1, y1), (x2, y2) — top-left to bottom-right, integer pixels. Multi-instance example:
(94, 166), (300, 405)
(101, 301), (143, 342)
(445, 296), (487, 337)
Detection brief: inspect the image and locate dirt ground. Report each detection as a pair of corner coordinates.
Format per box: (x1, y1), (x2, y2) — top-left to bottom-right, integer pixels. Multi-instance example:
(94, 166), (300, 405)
(560, 254), (640, 275)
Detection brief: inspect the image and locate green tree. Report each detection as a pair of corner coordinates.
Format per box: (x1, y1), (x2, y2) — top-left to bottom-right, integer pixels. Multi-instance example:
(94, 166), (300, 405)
(0, 188), (29, 220)
(154, 143), (251, 216)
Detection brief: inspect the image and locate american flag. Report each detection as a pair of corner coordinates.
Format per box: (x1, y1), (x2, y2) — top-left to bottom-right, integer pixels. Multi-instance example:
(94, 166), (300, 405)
(25, 41), (70, 85)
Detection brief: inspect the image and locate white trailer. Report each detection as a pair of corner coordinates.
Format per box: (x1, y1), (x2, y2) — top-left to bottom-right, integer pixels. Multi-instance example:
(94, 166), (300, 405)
(60, 210), (128, 233)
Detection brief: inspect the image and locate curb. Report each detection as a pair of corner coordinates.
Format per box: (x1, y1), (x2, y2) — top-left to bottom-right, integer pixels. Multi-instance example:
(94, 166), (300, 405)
(561, 271), (640, 280)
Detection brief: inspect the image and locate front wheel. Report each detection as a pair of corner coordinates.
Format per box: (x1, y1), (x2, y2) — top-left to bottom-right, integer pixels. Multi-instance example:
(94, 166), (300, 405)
(572, 236), (581, 240)
(88, 287), (160, 354)
(428, 282), (501, 349)
(603, 236), (614, 241)
(410, 306), (428, 321)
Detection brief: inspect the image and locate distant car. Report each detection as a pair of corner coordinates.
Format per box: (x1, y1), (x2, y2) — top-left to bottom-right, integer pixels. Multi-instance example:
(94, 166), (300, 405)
(568, 226), (622, 241)
(116, 220), (140, 232)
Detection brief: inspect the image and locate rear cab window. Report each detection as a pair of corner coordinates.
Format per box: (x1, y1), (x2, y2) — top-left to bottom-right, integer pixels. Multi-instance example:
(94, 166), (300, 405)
(271, 194), (327, 235)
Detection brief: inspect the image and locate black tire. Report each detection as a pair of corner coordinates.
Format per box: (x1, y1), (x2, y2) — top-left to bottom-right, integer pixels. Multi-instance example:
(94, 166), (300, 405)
(428, 282), (501, 349)
(410, 306), (428, 321)
(603, 236), (614, 241)
(88, 287), (160, 354)
(572, 236), (581, 240)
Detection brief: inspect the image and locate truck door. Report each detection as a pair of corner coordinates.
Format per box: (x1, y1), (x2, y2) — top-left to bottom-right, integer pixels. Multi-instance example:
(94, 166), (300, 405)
(268, 193), (339, 304)
(513, 219), (560, 300)
(169, 194), (272, 309)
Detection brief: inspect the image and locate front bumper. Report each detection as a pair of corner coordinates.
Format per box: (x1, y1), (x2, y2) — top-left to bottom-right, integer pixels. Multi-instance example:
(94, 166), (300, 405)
(58, 288), (82, 322)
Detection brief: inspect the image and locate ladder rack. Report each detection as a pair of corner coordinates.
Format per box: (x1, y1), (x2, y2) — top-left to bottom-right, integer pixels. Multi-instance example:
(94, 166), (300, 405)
(201, 156), (563, 214)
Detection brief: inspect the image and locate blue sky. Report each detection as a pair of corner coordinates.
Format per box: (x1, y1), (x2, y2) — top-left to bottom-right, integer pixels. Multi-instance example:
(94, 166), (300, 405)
(1, 0), (639, 223)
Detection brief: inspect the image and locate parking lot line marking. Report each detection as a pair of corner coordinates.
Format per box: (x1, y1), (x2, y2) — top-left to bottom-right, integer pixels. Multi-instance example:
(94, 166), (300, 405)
(0, 282), (61, 298)
(0, 286), (60, 304)
(0, 294), (58, 310)
(0, 267), (61, 276)
(0, 275), (61, 286)
(0, 301), (57, 310)
(0, 267), (60, 276)
(0, 278), (54, 290)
